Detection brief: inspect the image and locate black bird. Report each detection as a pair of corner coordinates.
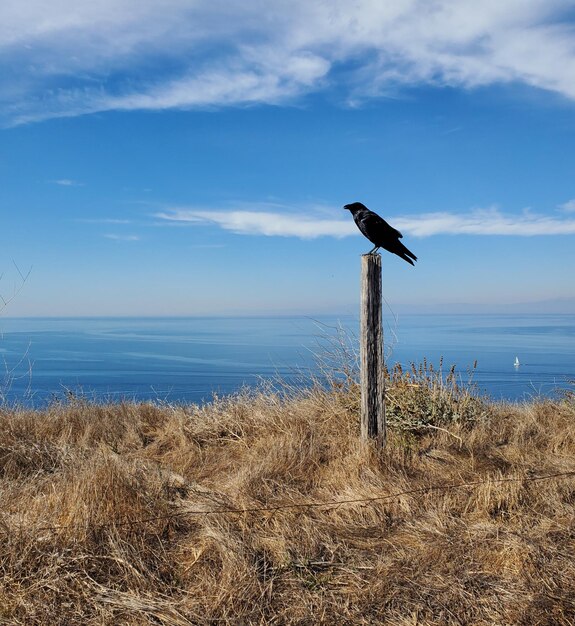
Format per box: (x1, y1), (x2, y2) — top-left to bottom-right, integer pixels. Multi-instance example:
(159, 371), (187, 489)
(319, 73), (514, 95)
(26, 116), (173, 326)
(344, 202), (417, 266)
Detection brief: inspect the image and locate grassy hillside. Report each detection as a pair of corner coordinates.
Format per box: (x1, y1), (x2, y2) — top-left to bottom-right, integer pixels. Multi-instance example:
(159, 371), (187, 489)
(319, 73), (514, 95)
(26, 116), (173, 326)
(1, 368), (574, 625)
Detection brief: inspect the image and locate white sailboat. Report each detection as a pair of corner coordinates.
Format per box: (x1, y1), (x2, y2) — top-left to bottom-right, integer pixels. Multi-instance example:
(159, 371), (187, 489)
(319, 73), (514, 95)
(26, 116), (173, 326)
(514, 356), (520, 368)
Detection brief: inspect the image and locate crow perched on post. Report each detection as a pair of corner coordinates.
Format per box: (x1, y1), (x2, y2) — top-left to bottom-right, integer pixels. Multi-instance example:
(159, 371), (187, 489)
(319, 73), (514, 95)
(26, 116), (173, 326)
(344, 202), (417, 266)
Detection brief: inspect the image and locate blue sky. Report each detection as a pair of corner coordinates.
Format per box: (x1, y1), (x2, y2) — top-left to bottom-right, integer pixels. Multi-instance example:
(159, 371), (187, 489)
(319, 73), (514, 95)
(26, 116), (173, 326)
(1, 0), (575, 316)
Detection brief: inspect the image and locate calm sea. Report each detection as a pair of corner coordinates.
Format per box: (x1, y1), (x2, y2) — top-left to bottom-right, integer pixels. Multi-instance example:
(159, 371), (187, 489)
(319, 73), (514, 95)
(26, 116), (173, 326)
(0, 315), (573, 406)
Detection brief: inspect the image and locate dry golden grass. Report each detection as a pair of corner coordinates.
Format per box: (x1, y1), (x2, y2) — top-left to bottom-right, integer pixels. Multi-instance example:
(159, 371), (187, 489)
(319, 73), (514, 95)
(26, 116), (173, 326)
(0, 372), (574, 625)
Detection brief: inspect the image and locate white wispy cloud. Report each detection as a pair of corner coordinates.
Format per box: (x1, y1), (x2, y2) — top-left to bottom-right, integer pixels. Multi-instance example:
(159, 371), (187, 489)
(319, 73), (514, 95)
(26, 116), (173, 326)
(156, 208), (354, 239)
(558, 199), (575, 213)
(1, 0), (574, 124)
(103, 233), (140, 241)
(156, 205), (575, 238)
(51, 179), (83, 186)
(393, 207), (575, 236)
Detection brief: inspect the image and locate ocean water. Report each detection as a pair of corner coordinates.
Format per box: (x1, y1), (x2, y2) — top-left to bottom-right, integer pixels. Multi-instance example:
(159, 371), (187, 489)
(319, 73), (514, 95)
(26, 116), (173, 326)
(0, 315), (573, 406)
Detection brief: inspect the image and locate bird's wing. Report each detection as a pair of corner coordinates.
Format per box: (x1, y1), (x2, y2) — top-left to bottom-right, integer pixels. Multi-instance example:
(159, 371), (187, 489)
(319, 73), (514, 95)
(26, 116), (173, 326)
(359, 211), (403, 239)
(383, 218), (403, 238)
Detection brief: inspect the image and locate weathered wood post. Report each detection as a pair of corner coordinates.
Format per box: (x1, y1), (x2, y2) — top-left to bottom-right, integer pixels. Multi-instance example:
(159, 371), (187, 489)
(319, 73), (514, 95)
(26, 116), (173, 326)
(360, 253), (386, 446)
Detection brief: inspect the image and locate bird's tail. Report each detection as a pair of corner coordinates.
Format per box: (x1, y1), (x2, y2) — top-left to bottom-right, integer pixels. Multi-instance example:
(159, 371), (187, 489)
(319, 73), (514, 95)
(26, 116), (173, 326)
(396, 241), (417, 266)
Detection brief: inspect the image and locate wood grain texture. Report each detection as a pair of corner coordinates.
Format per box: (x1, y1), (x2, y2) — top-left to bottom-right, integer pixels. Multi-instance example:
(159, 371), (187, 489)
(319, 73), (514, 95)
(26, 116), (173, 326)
(360, 253), (386, 446)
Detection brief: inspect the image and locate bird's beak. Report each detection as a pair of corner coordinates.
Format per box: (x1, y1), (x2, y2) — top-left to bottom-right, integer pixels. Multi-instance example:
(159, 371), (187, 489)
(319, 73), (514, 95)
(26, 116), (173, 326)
(343, 204), (350, 210)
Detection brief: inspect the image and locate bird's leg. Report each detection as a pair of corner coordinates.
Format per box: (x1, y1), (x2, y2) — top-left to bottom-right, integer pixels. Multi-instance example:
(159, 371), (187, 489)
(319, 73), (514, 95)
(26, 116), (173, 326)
(367, 245), (379, 254)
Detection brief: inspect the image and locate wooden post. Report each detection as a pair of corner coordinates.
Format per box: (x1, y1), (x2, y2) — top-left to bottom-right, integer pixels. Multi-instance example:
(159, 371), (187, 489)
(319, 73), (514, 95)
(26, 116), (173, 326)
(360, 253), (386, 446)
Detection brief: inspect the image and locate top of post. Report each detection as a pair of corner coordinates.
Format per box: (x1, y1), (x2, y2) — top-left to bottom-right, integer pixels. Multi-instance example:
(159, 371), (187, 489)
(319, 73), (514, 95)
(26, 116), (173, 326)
(361, 253), (382, 264)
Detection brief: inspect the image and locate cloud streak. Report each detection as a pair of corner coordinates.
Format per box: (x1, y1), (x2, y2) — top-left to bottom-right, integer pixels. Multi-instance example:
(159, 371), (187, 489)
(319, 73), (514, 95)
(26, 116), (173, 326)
(51, 179), (83, 186)
(558, 199), (575, 213)
(394, 208), (575, 237)
(1, 0), (575, 124)
(156, 206), (575, 238)
(156, 209), (354, 239)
